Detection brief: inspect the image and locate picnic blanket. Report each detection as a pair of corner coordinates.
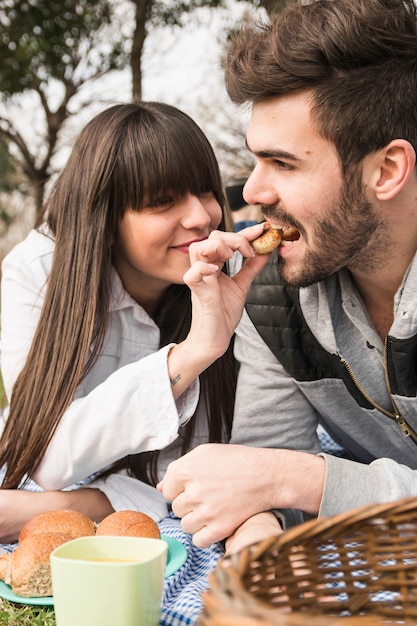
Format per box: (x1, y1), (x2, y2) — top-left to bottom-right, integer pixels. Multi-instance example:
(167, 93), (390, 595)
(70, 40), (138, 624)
(0, 497), (222, 625)
(159, 516), (223, 626)
(0, 427), (346, 625)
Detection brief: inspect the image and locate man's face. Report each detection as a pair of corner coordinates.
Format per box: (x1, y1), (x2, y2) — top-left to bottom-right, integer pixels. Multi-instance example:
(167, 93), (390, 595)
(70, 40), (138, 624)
(244, 92), (383, 287)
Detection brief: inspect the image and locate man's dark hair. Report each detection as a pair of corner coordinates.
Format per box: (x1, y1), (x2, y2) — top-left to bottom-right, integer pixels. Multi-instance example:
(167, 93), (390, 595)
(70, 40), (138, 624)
(225, 0), (417, 171)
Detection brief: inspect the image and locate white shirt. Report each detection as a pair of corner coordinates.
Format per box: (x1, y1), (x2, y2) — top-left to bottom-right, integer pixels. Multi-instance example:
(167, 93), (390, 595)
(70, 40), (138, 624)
(0, 228), (204, 520)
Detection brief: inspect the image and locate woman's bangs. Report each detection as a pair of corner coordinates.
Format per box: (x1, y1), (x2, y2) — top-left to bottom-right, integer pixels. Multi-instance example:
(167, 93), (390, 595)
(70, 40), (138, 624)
(143, 138), (220, 205)
(190, 147), (220, 196)
(121, 106), (223, 210)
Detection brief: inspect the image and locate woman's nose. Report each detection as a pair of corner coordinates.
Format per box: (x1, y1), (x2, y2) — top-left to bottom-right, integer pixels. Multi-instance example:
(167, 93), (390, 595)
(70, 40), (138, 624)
(181, 194), (212, 228)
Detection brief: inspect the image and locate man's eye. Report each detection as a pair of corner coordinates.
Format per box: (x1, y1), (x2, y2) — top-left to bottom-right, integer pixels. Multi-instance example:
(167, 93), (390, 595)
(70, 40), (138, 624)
(274, 160), (293, 170)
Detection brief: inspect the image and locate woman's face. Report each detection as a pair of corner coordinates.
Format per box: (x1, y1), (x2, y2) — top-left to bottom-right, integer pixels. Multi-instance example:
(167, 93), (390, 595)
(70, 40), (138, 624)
(113, 191), (222, 310)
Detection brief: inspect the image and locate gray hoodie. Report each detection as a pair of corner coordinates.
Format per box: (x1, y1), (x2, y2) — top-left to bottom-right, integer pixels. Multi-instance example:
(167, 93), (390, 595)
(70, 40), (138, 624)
(231, 253), (417, 525)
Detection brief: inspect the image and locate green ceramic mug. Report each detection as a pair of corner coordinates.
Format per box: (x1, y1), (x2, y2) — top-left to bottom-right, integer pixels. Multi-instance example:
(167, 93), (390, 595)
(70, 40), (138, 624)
(50, 535), (167, 626)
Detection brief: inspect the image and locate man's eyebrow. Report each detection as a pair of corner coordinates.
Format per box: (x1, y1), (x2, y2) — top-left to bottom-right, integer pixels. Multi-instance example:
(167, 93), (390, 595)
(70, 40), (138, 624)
(245, 139), (300, 161)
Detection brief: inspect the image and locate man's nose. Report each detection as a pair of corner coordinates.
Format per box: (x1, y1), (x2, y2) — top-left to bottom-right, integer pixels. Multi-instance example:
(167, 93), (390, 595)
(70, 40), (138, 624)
(243, 167), (279, 207)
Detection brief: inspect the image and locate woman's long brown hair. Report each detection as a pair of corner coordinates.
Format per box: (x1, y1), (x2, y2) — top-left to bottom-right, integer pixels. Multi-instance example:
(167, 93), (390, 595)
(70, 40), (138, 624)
(0, 102), (236, 489)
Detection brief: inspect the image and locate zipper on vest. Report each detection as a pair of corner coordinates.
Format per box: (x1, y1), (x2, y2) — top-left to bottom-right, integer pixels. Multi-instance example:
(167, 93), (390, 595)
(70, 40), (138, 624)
(339, 341), (417, 445)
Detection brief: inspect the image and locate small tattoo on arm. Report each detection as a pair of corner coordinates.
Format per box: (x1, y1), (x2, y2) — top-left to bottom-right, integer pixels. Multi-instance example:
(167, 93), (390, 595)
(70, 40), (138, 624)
(170, 374), (182, 386)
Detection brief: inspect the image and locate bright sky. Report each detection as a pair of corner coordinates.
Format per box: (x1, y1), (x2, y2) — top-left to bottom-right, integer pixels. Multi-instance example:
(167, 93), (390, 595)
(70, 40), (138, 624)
(2, 2), (263, 183)
(0, 0), (262, 254)
(12, 0), (260, 157)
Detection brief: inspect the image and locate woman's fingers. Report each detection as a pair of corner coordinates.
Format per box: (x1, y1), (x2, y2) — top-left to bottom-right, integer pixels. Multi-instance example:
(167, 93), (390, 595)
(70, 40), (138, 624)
(183, 262), (220, 289)
(185, 225), (271, 302)
(188, 223), (265, 265)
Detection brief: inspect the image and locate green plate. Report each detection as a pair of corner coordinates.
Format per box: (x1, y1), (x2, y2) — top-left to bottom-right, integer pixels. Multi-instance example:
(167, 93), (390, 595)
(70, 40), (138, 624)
(164, 535), (188, 577)
(0, 535), (187, 606)
(0, 580), (54, 607)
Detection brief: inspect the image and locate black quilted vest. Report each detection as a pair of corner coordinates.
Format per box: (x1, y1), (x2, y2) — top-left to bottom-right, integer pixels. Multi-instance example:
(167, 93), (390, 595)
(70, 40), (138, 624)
(244, 251), (417, 402)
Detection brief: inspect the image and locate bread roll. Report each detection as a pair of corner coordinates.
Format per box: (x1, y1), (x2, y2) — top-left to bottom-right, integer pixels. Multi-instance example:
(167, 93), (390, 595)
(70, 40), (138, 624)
(0, 554), (11, 583)
(96, 510), (160, 539)
(250, 222), (282, 254)
(0, 509), (159, 597)
(19, 509), (95, 543)
(1, 533), (73, 597)
(0, 510), (95, 597)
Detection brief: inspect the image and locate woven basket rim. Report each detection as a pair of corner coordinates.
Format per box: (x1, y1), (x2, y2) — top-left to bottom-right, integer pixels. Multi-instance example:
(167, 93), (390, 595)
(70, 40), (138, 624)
(244, 497), (417, 559)
(201, 497), (417, 626)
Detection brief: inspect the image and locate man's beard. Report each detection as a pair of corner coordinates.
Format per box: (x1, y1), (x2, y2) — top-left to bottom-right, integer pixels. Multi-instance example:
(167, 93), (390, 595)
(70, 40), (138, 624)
(273, 166), (385, 288)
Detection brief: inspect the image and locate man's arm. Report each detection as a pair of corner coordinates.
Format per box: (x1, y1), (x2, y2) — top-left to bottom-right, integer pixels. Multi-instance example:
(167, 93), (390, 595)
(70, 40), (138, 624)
(158, 443), (325, 548)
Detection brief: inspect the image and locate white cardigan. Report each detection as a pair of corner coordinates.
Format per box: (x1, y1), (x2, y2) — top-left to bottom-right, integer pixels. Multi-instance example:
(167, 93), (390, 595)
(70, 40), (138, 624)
(0, 228), (206, 520)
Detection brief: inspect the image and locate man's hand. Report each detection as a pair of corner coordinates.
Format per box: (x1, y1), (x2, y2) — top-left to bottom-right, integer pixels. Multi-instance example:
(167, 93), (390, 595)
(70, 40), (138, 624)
(158, 443), (274, 547)
(158, 443), (325, 548)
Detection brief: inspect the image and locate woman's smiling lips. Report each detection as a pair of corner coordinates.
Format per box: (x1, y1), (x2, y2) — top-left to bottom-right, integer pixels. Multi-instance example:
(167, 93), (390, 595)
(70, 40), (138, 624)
(171, 237), (208, 254)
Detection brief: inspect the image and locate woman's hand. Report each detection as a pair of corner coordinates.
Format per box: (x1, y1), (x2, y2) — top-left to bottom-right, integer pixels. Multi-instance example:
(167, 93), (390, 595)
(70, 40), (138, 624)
(168, 225), (270, 398)
(185, 225), (270, 356)
(0, 488), (113, 543)
(225, 512), (283, 555)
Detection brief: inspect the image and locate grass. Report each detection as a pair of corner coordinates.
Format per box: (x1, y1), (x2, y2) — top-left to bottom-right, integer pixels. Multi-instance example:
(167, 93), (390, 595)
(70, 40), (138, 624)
(0, 599), (55, 625)
(0, 375), (56, 623)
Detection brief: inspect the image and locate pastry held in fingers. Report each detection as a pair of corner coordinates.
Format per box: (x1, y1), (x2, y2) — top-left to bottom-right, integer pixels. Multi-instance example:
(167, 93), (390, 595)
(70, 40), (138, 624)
(250, 222), (282, 254)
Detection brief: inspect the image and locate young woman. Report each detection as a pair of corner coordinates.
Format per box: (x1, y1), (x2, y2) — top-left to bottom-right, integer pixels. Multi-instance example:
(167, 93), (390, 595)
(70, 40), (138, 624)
(0, 102), (265, 542)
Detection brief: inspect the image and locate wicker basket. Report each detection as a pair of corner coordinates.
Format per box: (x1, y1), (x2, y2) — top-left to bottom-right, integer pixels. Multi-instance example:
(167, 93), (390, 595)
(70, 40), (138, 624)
(200, 497), (417, 625)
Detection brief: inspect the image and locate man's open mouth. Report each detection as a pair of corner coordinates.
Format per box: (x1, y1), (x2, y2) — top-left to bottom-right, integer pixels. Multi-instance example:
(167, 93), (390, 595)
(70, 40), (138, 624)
(280, 226), (300, 247)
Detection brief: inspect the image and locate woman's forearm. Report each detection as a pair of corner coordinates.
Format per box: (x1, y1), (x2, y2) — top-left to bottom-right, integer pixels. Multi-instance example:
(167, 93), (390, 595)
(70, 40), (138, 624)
(0, 488), (114, 543)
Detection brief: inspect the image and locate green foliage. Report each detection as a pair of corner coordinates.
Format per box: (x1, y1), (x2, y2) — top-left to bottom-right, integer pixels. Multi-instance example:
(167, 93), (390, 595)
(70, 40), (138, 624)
(147, 0), (226, 27)
(0, 0), (129, 96)
(0, 0), (130, 215)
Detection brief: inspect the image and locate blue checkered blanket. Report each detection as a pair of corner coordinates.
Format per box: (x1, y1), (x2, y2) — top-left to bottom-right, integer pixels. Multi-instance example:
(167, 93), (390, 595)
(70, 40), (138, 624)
(0, 484), (223, 624)
(0, 427), (347, 624)
(159, 515), (223, 626)
(0, 505), (222, 624)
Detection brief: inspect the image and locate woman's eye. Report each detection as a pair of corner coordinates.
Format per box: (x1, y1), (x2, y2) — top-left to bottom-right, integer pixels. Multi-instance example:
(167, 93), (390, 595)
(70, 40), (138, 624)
(149, 195), (174, 208)
(199, 190), (215, 200)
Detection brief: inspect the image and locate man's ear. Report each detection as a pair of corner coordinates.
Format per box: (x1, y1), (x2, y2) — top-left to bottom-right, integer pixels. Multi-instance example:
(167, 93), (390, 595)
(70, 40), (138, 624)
(370, 139), (416, 201)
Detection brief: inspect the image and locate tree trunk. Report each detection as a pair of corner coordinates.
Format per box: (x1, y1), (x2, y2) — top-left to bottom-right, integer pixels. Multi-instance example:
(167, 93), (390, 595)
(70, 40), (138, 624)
(33, 177), (46, 218)
(131, 0), (150, 100)
(259, 0), (289, 15)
